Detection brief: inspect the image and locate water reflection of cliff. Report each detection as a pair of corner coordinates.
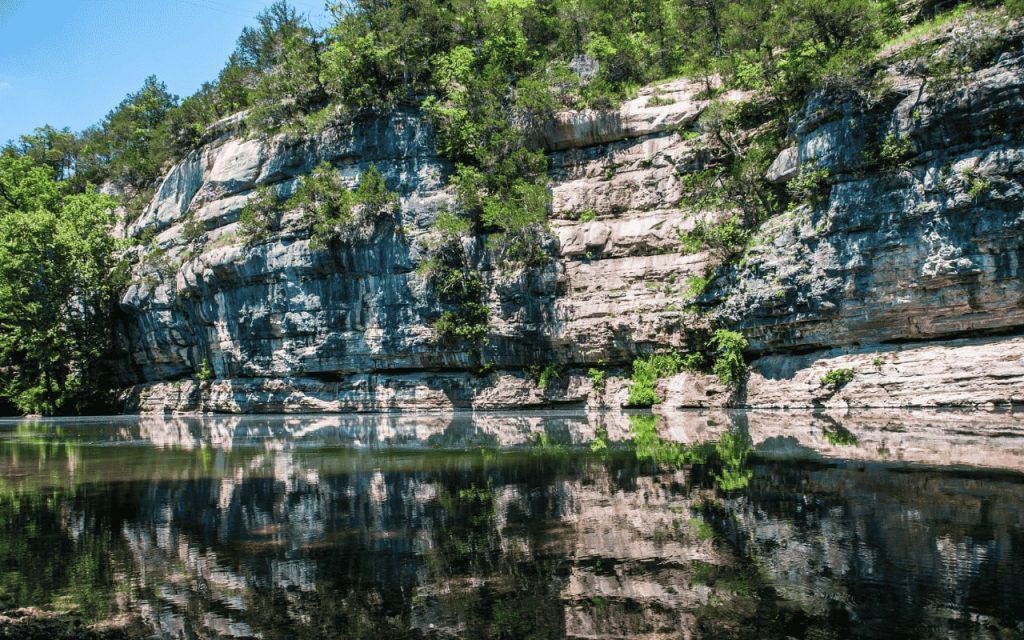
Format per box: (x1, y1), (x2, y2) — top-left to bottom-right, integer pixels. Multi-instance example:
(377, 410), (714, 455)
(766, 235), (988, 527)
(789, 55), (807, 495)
(0, 410), (1022, 638)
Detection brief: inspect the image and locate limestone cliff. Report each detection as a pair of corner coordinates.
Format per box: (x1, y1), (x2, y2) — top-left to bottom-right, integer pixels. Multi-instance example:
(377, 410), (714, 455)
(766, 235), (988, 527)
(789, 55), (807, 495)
(116, 18), (1024, 412)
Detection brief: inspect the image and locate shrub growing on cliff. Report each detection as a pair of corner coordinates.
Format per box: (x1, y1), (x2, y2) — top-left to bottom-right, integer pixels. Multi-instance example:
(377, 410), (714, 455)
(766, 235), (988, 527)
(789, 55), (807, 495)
(707, 329), (748, 385)
(482, 181), (552, 267)
(197, 359), (215, 382)
(432, 303), (490, 346)
(787, 164), (831, 208)
(182, 213), (206, 244)
(679, 217), (751, 258)
(628, 352), (684, 407)
(528, 362), (564, 392)
(239, 184), (283, 244)
(820, 367), (855, 388)
(292, 162), (397, 249)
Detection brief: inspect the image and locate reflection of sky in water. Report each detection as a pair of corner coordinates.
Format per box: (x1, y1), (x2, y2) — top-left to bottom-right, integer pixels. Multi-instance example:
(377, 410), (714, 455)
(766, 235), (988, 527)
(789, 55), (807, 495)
(0, 411), (1022, 639)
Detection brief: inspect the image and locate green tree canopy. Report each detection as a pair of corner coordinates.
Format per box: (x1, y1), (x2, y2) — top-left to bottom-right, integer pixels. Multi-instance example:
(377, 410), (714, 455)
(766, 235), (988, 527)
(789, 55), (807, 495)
(0, 154), (123, 415)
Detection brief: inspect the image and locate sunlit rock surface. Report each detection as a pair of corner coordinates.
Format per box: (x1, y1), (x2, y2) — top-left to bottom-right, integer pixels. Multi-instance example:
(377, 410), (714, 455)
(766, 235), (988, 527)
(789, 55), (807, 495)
(115, 35), (1024, 412)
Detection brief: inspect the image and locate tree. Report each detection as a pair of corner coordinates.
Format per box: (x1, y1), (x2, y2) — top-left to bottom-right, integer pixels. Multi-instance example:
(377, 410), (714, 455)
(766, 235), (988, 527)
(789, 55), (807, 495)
(87, 75), (179, 188)
(0, 155), (123, 415)
(235, 1), (325, 128)
(5, 126), (81, 184)
(321, 0), (459, 111)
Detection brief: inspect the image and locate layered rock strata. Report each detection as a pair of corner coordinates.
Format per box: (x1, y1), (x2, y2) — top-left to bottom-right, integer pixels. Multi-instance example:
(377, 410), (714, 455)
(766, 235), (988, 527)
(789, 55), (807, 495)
(116, 28), (1024, 412)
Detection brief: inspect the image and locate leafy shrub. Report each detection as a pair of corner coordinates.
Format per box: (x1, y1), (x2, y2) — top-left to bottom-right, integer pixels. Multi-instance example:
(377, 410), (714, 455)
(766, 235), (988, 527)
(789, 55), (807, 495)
(182, 213), (205, 243)
(238, 184), (282, 244)
(354, 164), (397, 216)
(879, 133), (913, 169)
(683, 274), (711, 300)
(707, 329), (748, 385)
(681, 352), (705, 373)
(628, 352), (684, 407)
(197, 359), (214, 382)
(588, 367), (606, 394)
(432, 302), (489, 346)
(967, 176), (991, 200)
(820, 367), (855, 388)
(481, 181), (552, 267)
(291, 162), (397, 249)
(679, 217), (751, 257)
(529, 362), (564, 391)
(787, 164), (831, 207)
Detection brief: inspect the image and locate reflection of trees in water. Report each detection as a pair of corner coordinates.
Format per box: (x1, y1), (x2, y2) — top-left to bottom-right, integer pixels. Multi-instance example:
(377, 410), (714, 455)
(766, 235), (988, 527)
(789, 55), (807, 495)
(2, 414), (1024, 639)
(629, 413), (753, 491)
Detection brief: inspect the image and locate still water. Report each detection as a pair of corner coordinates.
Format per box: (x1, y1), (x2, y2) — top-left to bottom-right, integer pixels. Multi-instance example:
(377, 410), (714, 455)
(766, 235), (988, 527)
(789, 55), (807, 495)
(0, 410), (1022, 639)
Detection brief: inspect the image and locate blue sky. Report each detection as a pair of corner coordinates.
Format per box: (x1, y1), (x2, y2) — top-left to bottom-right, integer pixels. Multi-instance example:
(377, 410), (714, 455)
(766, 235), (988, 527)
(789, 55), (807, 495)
(0, 0), (332, 144)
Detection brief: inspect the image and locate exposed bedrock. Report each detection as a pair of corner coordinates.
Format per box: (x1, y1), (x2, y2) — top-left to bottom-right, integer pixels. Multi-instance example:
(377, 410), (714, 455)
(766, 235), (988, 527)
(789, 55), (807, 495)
(115, 46), (1024, 412)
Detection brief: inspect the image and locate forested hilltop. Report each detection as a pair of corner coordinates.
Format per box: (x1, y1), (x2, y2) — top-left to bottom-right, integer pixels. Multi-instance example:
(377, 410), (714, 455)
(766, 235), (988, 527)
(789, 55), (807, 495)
(2, 0), (1022, 415)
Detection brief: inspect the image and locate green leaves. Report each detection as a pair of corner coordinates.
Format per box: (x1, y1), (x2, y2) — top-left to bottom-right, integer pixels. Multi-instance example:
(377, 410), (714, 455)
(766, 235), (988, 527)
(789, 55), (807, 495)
(290, 162), (397, 250)
(0, 156), (121, 415)
(627, 352), (685, 407)
(708, 329), (749, 385)
(238, 184), (283, 245)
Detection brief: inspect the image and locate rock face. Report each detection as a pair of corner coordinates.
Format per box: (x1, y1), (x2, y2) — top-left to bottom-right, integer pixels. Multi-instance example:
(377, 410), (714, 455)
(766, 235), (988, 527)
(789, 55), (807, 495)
(717, 49), (1024, 354)
(116, 31), (1024, 413)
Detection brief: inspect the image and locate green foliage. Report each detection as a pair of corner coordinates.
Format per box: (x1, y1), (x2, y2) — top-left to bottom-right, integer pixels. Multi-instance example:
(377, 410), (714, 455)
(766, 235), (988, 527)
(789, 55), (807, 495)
(683, 274), (712, 300)
(630, 414), (712, 468)
(712, 430), (753, 490)
(197, 359), (215, 382)
(578, 209), (598, 223)
(690, 517), (715, 542)
(354, 164), (398, 215)
(693, 102), (782, 224)
(967, 174), (991, 200)
(239, 184), (283, 244)
(420, 208), (491, 356)
(290, 162), (354, 248)
(707, 329), (748, 385)
(482, 181), (551, 266)
(787, 164), (831, 207)
(628, 352), (684, 407)
(823, 424), (859, 446)
(820, 367), (855, 388)
(590, 425), (609, 453)
(679, 217), (751, 257)
(587, 367), (606, 394)
(86, 75), (178, 188)
(528, 362), (564, 391)
(182, 213), (206, 244)
(0, 155), (123, 415)
(290, 162), (396, 249)
(868, 132), (914, 170)
(681, 352), (705, 373)
(432, 303), (490, 346)
(238, 1), (325, 130)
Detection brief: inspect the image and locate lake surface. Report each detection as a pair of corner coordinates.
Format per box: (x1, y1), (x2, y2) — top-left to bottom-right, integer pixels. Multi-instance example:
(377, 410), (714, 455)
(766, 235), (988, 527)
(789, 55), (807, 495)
(1, 410), (1022, 639)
